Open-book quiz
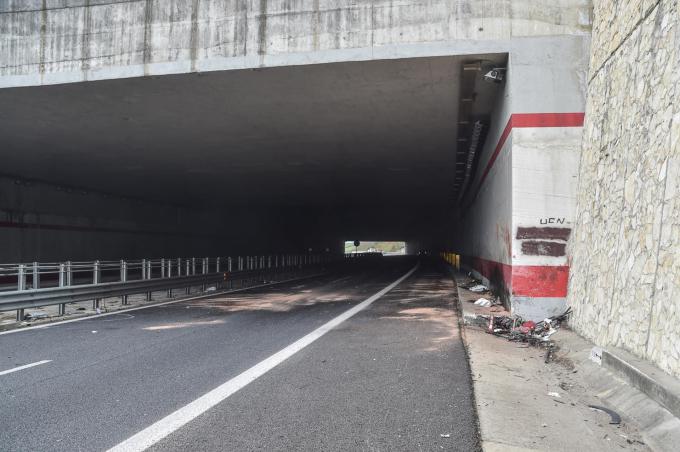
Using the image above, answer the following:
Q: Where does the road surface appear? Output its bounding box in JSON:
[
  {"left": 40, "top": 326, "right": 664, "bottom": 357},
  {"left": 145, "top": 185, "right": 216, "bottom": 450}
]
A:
[{"left": 0, "top": 258, "right": 479, "bottom": 451}]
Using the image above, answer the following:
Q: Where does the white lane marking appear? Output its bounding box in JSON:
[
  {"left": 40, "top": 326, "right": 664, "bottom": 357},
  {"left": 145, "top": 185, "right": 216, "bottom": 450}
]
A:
[
  {"left": 0, "top": 360, "right": 52, "bottom": 376},
  {"left": 108, "top": 263, "right": 419, "bottom": 452},
  {"left": 0, "top": 273, "right": 326, "bottom": 337}
]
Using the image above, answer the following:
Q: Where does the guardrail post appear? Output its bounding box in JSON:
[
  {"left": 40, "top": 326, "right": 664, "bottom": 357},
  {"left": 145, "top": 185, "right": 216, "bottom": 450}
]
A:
[
  {"left": 167, "top": 259, "right": 173, "bottom": 297},
  {"left": 185, "top": 259, "right": 191, "bottom": 294},
  {"left": 32, "top": 261, "right": 40, "bottom": 290},
  {"left": 201, "top": 257, "right": 207, "bottom": 291},
  {"left": 58, "top": 263, "right": 67, "bottom": 315},
  {"left": 120, "top": 260, "right": 128, "bottom": 305},
  {"left": 191, "top": 257, "right": 196, "bottom": 275},
  {"left": 93, "top": 260, "right": 101, "bottom": 310},
  {"left": 16, "top": 264, "right": 26, "bottom": 321},
  {"left": 66, "top": 260, "right": 72, "bottom": 285},
  {"left": 215, "top": 257, "right": 221, "bottom": 289},
  {"left": 228, "top": 256, "right": 232, "bottom": 272},
  {"left": 161, "top": 258, "right": 166, "bottom": 278},
  {"left": 143, "top": 259, "right": 152, "bottom": 301}
]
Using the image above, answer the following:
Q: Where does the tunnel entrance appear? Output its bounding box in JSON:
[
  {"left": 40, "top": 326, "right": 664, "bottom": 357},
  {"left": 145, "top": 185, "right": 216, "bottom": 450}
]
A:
[
  {"left": 344, "top": 241, "right": 406, "bottom": 256},
  {"left": 0, "top": 53, "right": 505, "bottom": 263}
]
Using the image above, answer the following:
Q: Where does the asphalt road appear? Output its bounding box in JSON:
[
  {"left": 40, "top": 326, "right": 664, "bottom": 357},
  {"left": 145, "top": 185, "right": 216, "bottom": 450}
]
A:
[{"left": 0, "top": 257, "right": 479, "bottom": 451}]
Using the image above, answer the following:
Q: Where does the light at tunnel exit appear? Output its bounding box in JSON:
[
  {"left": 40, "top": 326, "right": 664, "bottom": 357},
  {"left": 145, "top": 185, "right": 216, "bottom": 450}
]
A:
[{"left": 344, "top": 241, "right": 406, "bottom": 255}]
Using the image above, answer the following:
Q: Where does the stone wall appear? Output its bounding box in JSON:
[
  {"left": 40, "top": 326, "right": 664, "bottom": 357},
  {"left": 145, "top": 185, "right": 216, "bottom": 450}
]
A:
[{"left": 568, "top": 0, "right": 680, "bottom": 378}]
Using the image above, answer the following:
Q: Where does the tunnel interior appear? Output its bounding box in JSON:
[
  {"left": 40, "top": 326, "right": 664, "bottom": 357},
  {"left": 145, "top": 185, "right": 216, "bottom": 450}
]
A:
[{"left": 0, "top": 54, "right": 507, "bottom": 262}]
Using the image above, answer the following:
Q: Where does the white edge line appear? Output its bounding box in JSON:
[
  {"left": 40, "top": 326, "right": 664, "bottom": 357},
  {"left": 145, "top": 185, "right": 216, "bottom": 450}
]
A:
[
  {"left": 0, "top": 273, "right": 327, "bottom": 337},
  {"left": 108, "top": 262, "right": 419, "bottom": 452},
  {"left": 0, "top": 359, "right": 52, "bottom": 376}
]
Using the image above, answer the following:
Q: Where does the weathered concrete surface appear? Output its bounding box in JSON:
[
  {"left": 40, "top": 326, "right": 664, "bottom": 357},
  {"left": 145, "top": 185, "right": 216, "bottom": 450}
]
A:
[
  {"left": 568, "top": 0, "right": 680, "bottom": 378},
  {"left": 0, "top": 0, "right": 592, "bottom": 88},
  {"left": 450, "top": 34, "right": 590, "bottom": 320}
]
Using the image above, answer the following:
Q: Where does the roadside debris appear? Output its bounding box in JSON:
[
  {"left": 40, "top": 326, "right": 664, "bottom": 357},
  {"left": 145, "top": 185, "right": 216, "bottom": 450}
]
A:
[
  {"left": 588, "top": 405, "right": 622, "bottom": 425},
  {"left": 439, "top": 434, "right": 451, "bottom": 438},
  {"left": 545, "top": 345, "right": 555, "bottom": 363},
  {"left": 485, "top": 308, "right": 571, "bottom": 345},
  {"left": 548, "top": 392, "right": 561, "bottom": 398},
  {"left": 474, "top": 298, "right": 492, "bottom": 307},
  {"left": 468, "top": 284, "right": 488, "bottom": 293},
  {"left": 24, "top": 311, "right": 48, "bottom": 320}
]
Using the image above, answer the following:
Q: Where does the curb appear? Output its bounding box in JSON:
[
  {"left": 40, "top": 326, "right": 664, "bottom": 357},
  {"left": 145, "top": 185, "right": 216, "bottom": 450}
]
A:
[
  {"left": 444, "top": 263, "right": 485, "bottom": 452},
  {"left": 596, "top": 346, "right": 680, "bottom": 420}
]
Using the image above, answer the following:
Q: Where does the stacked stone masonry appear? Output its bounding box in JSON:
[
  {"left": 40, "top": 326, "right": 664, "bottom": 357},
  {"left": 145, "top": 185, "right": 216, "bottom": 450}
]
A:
[{"left": 568, "top": 0, "right": 680, "bottom": 378}]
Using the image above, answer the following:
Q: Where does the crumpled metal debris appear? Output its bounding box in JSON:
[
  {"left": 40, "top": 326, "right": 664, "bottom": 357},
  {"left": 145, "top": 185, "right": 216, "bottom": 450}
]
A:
[{"left": 485, "top": 308, "right": 572, "bottom": 345}]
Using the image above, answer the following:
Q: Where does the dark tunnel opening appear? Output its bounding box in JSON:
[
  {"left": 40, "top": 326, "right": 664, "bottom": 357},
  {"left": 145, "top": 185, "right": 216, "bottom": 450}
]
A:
[{"left": 0, "top": 54, "right": 505, "bottom": 263}]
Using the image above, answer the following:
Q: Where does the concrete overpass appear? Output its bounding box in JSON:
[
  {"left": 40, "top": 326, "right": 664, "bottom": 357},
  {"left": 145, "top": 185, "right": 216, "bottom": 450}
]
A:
[
  {"left": 0, "top": 0, "right": 591, "bottom": 320},
  {"left": 3, "top": 1, "right": 680, "bottom": 450}
]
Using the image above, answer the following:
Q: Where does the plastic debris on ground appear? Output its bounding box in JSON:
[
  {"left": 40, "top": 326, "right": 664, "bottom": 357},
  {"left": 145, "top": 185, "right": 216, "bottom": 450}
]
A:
[
  {"left": 24, "top": 311, "right": 48, "bottom": 320},
  {"left": 474, "top": 298, "right": 492, "bottom": 307},
  {"left": 468, "top": 284, "right": 488, "bottom": 293},
  {"left": 484, "top": 308, "right": 572, "bottom": 347}
]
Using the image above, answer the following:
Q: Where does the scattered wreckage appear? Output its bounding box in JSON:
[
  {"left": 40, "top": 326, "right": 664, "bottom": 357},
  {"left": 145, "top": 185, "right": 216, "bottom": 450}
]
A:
[
  {"left": 486, "top": 308, "right": 572, "bottom": 345},
  {"left": 460, "top": 275, "right": 572, "bottom": 360}
]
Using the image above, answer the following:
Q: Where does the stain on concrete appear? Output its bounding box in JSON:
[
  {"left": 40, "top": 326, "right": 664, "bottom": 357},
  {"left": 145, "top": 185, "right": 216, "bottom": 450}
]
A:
[
  {"left": 189, "top": 0, "right": 200, "bottom": 72},
  {"left": 521, "top": 240, "right": 566, "bottom": 257},
  {"left": 516, "top": 226, "right": 571, "bottom": 241},
  {"left": 257, "top": 0, "right": 267, "bottom": 57}
]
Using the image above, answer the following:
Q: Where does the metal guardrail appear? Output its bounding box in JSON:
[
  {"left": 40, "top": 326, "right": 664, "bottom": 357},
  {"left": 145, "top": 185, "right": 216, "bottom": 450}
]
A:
[{"left": 0, "top": 254, "right": 333, "bottom": 321}]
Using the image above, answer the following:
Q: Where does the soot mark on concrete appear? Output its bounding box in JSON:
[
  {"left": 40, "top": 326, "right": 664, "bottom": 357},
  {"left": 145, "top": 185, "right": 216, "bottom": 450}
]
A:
[
  {"left": 521, "top": 240, "right": 566, "bottom": 257},
  {"left": 516, "top": 226, "right": 571, "bottom": 241}
]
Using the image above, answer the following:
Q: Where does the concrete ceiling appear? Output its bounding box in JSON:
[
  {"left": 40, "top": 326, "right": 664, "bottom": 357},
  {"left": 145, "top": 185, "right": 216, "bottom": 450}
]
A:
[{"left": 0, "top": 55, "right": 504, "bottom": 210}]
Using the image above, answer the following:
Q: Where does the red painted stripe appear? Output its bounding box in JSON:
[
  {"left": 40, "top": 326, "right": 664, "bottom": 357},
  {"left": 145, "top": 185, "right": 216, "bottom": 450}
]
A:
[
  {"left": 468, "top": 112, "right": 585, "bottom": 204},
  {"left": 0, "top": 220, "right": 212, "bottom": 239},
  {"left": 464, "top": 255, "right": 569, "bottom": 298},
  {"left": 511, "top": 265, "right": 569, "bottom": 298},
  {"left": 511, "top": 112, "right": 585, "bottom": 128},
  {"left": 469, "top": 256, "right": 513, "bottom": 288}
]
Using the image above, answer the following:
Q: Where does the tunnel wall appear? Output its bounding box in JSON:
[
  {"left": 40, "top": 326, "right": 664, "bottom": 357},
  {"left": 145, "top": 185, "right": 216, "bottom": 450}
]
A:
[
  {"left": 451, "top": 36, "right": 589, "bottom": 320},
  {"left": 0, "top": 175, "right": 215, "bottom": 262},
  {"left": 0, "top": 0, "right": 592, "bottom": 89},
  {"left": 568, "top": 0, "right": 680, "bottom": 378},
  {"left": 0, "top": 174, "right": 332, "bottom": 262},
  {"left": 453, "top": 77, "right": 514, "bottom": 305}
]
